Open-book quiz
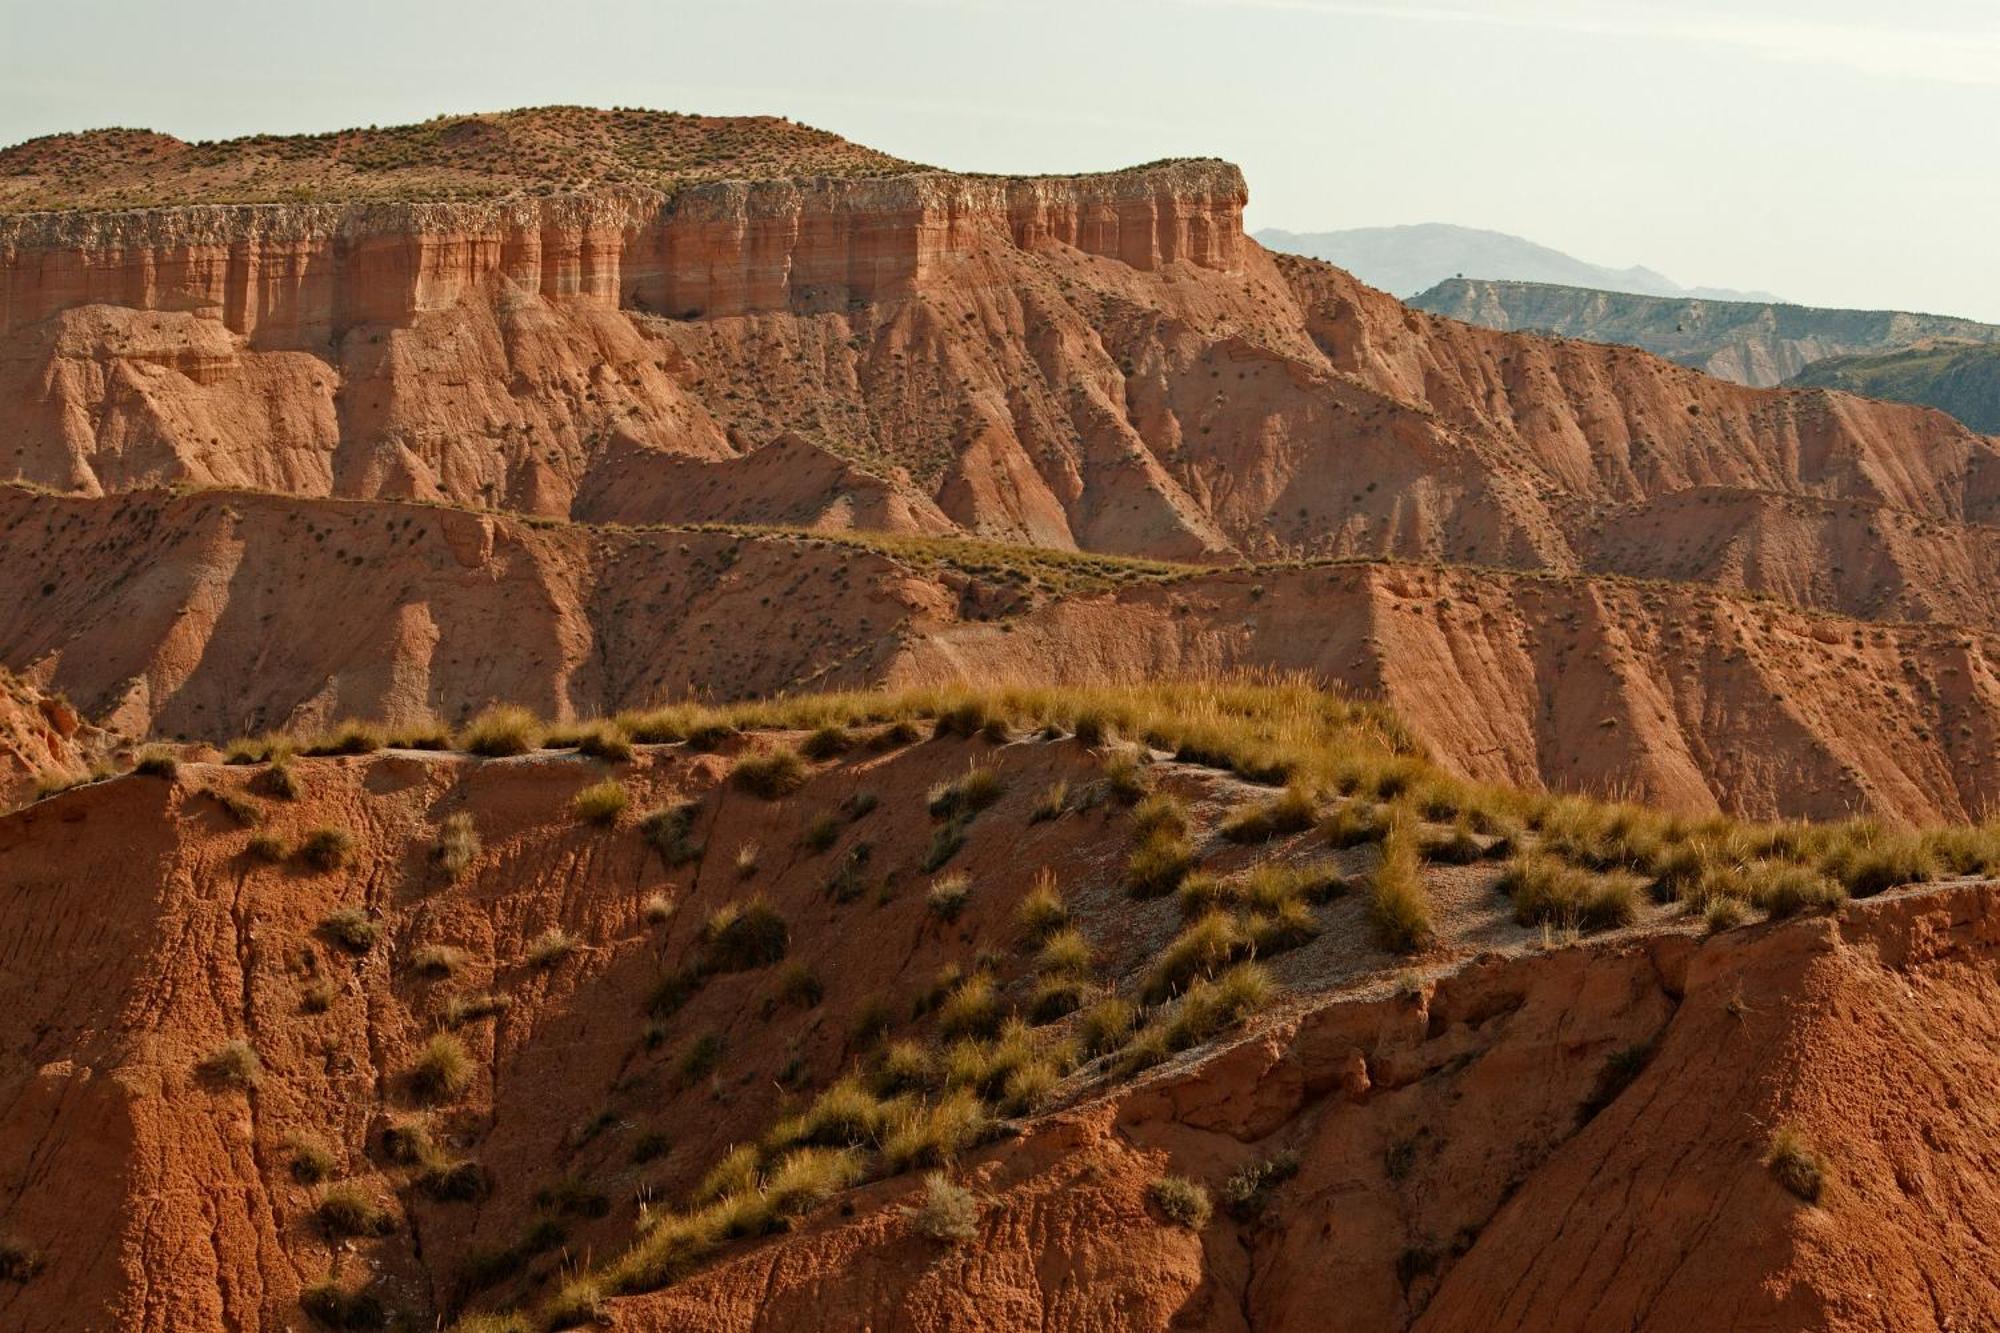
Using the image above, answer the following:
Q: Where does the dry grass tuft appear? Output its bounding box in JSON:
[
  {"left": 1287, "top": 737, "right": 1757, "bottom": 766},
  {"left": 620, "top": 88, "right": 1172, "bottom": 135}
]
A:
[
  {"left": 1148, "top": 1175, "right": 1212, "bottom": 1229},
  {"left": 905, "top": 1173, "right": 979, "bottom": 1243}
]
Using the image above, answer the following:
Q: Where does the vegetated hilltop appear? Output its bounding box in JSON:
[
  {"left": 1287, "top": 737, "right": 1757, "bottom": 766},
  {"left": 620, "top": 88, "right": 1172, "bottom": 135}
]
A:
[
  {"left": 1787, "top": 340, "right": 2000, "bottom": 435},
  {"left": 0, "top": 107, "right": 922, "bottom": 212},
  {"left": 5, "top": 680, "right": 2000, "bottom": 1332},
  {"left": 1410, "top": 277, "right": 2000, "bottom": 390},
  {"left": 12, "top": 484, "right": 2000, "bottom": 822},
  {"left": 1255, "top": 221, "right": 1780, "bottom": 302}
]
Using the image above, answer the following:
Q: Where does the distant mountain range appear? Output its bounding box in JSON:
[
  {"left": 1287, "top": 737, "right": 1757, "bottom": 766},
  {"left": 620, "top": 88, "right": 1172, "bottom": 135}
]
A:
[
  {"left": 1255, "top": 222, "right": 1782, "bottom": 302},
  {"left": 1406, "top": 278, "right": 2000, "bottom": 397},
  {"left": 1789, "top": 341, "right": 2000, "bottom": 435}
]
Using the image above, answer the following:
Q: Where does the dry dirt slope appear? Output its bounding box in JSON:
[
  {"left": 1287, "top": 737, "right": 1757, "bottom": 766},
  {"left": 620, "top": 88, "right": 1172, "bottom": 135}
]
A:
[
  {"left": 4, "top": 688, "right": 2000, "bottom": 1331},
  {"left": 7, "top": 485, "right": 2000, "bottom": 823}
]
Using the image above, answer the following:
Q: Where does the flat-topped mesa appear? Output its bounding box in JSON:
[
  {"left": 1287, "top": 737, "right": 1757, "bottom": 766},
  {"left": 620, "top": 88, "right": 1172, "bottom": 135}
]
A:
[{"left": 0, "top": 161, "right": 1248, "bottom": 343}]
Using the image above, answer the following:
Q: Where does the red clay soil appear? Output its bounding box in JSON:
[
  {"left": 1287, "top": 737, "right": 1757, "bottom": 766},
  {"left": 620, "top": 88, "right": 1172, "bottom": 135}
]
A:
[
  {"left": 3, "top": 730, "right": 1998, "bottom": 1331},
  {"left": 0, "top": 667, "right": 109, "bottom": 804}
]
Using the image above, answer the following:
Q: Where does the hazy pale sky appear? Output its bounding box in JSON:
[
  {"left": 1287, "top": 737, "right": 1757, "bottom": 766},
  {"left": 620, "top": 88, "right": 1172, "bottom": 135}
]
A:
[{"left": 4, "top": 0, "right": 1998, "bottom": 318}]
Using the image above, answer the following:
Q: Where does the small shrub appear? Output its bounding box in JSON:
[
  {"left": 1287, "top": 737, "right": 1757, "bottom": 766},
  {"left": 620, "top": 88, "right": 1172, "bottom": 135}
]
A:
[
  {"left": 762, "top": 1145, "right": 863, "bottom": 1220},
  {"left": 1766, "top": 1125, "right": 1825, "bottom": 1202},
  {"left": 1030, "top": 780, "right": 1069, "bottom": 822},
  {"left": 1222, "top": 784, "right": 1316, "bottom": 843},
  {"left": 419, "top": 1158, "right": 486, "bottom": 1203},
  {"left": 733, "top": 747, "right": 809, "bottom": 799},
  {"left": 300, "top": 1278, "right": 387, "bottom": 1328},
  {"left": 1127, "top": 827, "right": 1195, "bottom": 899},
  {"left": 379, "top": 1120, "right": 435, "bottom": 1166},
  {"left": 1103, "top": 751, "right": 1151, "bottom": 804},
  {"left": 1037, "top": 927, "right": 1093, "bottom": 978},
  {"left": 1248, "top": 898, "right": 1321, "bottom": 955},
  {"left": 575, "top": 722, "right": 634, "bottom": 763},
  {"left": 680, "top": 1031, "right": 725, "bottom": 1083},
  {"left": 459, "top": 705, "right": 541, "bottom": 757},
  {"left": 1420, "top": 820, "right": 1486, "bottom": 865},
  {"left": 641, "top": 893, "right": 674, "bottom": 925},
  {"left": 133, "top": 747, "right": 179, "bottom": 779},
  {"left": 385, "top": 717, "right": 453, "bottom": 751},
  {"left": 1322, "top": 800, "right": 1389, "bottom": 848},
  {"left": 770, "top": 1075, "right": 890, "bottom": 1149},
  {"left": 1078, "top": 996, "right": 1137, "bottom": 1054},
  {"left": 320, "top": 907, "right": 377, "bottom": 953},
  {"left": 409, "top": 944, "right": 465, "bottom": 978},
  {"left": 755, "top": 961, "right": 815, "bottom": 1018},
  {"left": 302, "top": 722, "right": 382, "bottom": 758},
  {"left": 258, "top": 759, "right": 300, "bottom": 800},
  {"left": 704, "top": 898, "right": 789, "bottom": 971},
  {"left": 640, "top": 803, "right": 703, "bottom": 865},
  {"left": 734, "top": 841, "right": 762, "bottom": 878},
  {"left": 1218, "top": 1149, "right": 1300, "bottom": 1219},
  {"left": 1016, "top": 870, "right": 1069, "bottom": 942},
  {"left": 1368, "top": 820, "right": 1433, "bottom": 954},
  {"left": 631, "top": 1130, "right": 671, "bottom": 1163},
  {"left": 525, "top": 927, "right": 578, "bottom": 968},
  {"left": 286, "top": 1133, "right": 336, "bottom": 1184},
  {"left": 1747, "top": 864, "right": 1845, "bottom": 917},
  {"left": 298, "top": 827, "right": 355, "bottom": 872},
  {"left": 1828, "top": 834, "right": 1937, "bottom": 898},
  {"left": 882, "top": 1089, "right": 991, "bottom": 1170},
  {"left": 1163, "top": 962, "right": 1273, "bottom": 1051},
  {"left": 923, "top": 821, "right": 967, "bottom": 872},
  {"left": 934, "top": 973, "right": 1004, "bottom": 1041},
  {"left": 871, "top": 719, "right": 923, "bottom": 749},
  {"left": 927, "top": 873, "right": 972, "bottom": 922},
  {"left": 199, "top": 1040, "right": 263, "bottom": 1089},
  {"left": 686, "top": 720, "right": 741, "bottom": 751},
  {"left": 803, "top": 812, "right": 841, "bottom": 853},
  {"left": 801, "top": 724, "right": 852, "bottom": 759},
  {"left": 317, "top": 1183, "right": 393, "bottom": 1237},
  {"left": 571, "top": 778, "right": 628, "bottom": 825},
  {"left": 956, "top": 764, "right": 1005, "bottom": 813},
  {"left": 246, "top": 832, "right": 288, "bottom": 863},
  {"left": 301, "top": 980, "right": 335, "bottom": 1013},
  {"left": 435, "top": 812, "right": 479, "bottom": 876},
  {"left": 1028, "top": 976, "right": 1092, "bottom": 1024},
  {"left": 540, "top": 1277, "right": 604, "bottom": 1331},
  {"left": 906, "top": 1172, "right": 979, "bottom": 1243},
  {"left": 0, "top": 1235, "right": 44, "bottom": 1283},
  {"left": 1149, "top": 1175, "right": 1212, "bottom": 1229},
  {"left": 1145, "top": 912, "right": 1250, "bottom": 1003},
  {"left": 408, "top": 1033, "right": 475, "bottom": 1103},
  {"left": 1705, "top": 896, "right": 1747, "bottom": 933},
  {"left": 444, "top": 991, "right": 508, "bottom": 1027},
  {"left": 1499, "top": 854, "right": 1638, "bottom": 931}
]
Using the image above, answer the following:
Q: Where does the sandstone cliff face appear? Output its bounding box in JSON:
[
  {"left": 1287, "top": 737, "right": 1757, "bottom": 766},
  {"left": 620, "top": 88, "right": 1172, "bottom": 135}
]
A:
[
  {"left": 6, "top": 162, "right": 1996, "bottom": 577},
  {"left": 0, "top": 163, "right": 1245, "bottom": 341}
]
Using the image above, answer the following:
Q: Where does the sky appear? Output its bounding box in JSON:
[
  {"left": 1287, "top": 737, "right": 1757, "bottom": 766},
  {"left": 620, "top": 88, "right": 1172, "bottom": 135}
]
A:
[{"left": 3, "top": 0, "right": 1998, "bottom": 318}]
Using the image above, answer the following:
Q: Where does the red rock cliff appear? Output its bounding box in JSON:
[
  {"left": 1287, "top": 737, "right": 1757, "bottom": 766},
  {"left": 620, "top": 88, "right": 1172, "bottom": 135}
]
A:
[{"left": 0, "top": 162, "right": 1246, "bottom": 343}]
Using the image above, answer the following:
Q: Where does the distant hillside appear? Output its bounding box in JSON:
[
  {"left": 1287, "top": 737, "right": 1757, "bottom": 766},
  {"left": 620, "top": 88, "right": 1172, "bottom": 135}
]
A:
[
  {"left": 1787, "top": 341, "right": 2000, "bottom": 434},
  {"left": 0, "top": 106, "right": 924, "bottom": 211},
  {"left": 1254, "top": 222, "right": 1778, "bottom": 301},
  {"left": 1410, "top": 277, "right": 2000, "bottom": 389}
]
